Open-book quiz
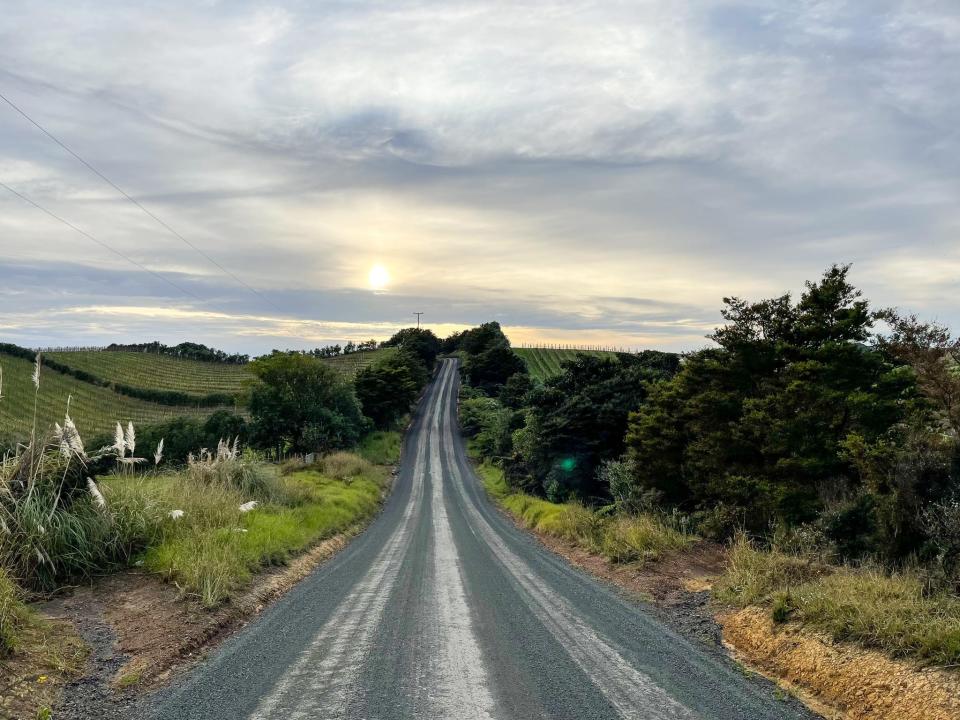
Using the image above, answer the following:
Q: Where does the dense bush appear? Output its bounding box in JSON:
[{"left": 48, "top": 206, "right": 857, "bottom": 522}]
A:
[
  {"left": 248, "top": 353, "right": 370, "bottom": 455},
  {"left": 506, "top": 353, "right": 677, "bottom": 501},
  {"left": 381, "top": 328, "right": 441, "bottom": 372},
  {"left": 355, "top": 350, "right": 427, "bottom": 428},
  {"left": 624, "top": 265, "right": 942, "bottom": 548}
]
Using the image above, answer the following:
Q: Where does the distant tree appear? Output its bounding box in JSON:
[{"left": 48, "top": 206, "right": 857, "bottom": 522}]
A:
[
  {"left": 248, "top": 353, "right": 369, "bottom": 454},
  {"left": 382, "top": 328, "right": 441, "bottom": 371},
  {"left": 508, "top": 354, "right": 664, "bottom": 501},
  {"left": 355, "top": 350, "right": 427, "bottom": 428}
]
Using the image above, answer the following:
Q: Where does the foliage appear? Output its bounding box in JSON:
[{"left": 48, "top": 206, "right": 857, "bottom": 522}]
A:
[
  {"left": 450, "top": 322, "right": 528, "bottom": 394},
  {"left": 248, "top": 353, "right": 369, "bottom": 455},
  {"left": 355, "top": 350, "right": 427, "bottom": 428},
  {"left": 479, "top": 462, "right": 693, "bottom": 564},
  {"left": 381, "top": 328, "right": 441, "bottom": 371},
  {"left": 625, "top": 265, "right": 927, "bottom": 542},
  {"left": 88, "top": 411, "right": 248, "bottom": 467},
  {"left": 508, "top": 353, "right": 674, "bottom": 501},
  {"left": 357, "top": 430, "right": 403, "bottom": 466},
  {"left": 0, "top": 566, "right": 28, "bottom": 655},
  {"left": 103, "top": 451, "right": 387, "bottom": 606}
]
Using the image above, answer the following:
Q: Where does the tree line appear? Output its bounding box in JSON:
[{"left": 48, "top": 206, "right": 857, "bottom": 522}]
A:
[{"left": 460, "top": 266, "right": 960, "bottom": 588}]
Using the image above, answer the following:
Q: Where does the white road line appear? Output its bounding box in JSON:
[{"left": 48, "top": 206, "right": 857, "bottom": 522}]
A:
[
  {"left": 248, "top": 369, "right": 451, "bottom": 720},
  {"left": 426, "top": 362, "right": 497, "bottom": 719},
  {"left": 440, "top": 364, "right": 699, "bottom": 720}
]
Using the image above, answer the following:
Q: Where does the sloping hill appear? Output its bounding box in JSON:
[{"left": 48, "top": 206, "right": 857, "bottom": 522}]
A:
[
  {"left": 513, "top": 347, "right": 619, "bottom": 381},
  {"left": 46, "top": 351, "right": 252, "bottom": 397},
  {"left": 320, "top": 348, "right": 397, "bottom": 377},
  {"left": 0, "top": 352, "right": 229, "bottom": 448}
]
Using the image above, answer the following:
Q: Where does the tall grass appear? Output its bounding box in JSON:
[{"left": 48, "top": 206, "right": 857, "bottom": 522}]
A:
[
  {"left": 0, "top": 566, "right": 28, "bottom": 655},
  {"left": 479, "top": 462, "right": 693, "bottom": 563},
  {"left": 716, "top": 536, "right": 960, "bottom": 665},
  {"left": 358, "top": 430, "right": 402, "bottom": 465},
  {"left": 133, "top": 457, "right": 386, "bottom": 606}
]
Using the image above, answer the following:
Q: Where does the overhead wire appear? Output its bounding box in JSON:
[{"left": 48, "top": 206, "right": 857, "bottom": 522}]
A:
[
  {"left": 0, "top": 180, "right": 204, "bottom": 302},
  {"left": 0, "top": 89, "right": 281, "bottom": 311}
]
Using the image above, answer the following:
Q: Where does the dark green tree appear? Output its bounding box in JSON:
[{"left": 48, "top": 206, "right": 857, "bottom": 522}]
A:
[
  {"left": 355, "top": 350, "right": 427, "bottom": 428},
  {"left": 248, "top": 353, "right": 369, "bottom": 454},
  {"left": 382, "top": 328, "right": 441, "bottom": 371}
]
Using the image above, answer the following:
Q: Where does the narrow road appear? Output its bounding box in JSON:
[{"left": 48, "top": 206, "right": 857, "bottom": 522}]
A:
[{"left": 151, "top": 359, "right": 816, "bottom": 720}]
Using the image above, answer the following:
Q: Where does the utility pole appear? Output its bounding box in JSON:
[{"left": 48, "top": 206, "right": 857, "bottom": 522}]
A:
[{"left": 414, "top": 312, "right": 423, "bottom": 329}]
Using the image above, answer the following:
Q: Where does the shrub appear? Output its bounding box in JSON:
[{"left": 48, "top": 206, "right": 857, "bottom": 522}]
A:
[{"left": 319, "top": 452, "right": 372, "bottom": 481}]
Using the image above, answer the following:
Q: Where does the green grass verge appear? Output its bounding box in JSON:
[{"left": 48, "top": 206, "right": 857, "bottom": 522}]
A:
[
  {"left": 715, "top": 536, "right": 960, "bottom": 665},
  {"left": 0, "top": 566, "right": 28, "bottom": 655},
  {"left": 513, "top": 348, "right": 619, "bottom": 382},
  {"left": 103, "top": 456, "right": 389, "bottom": 606},
  {"left": 358, "top": 430, "right": 403, "bottom": 465},
  {"left": 477, "top": 462, "right": 693, "bottom": 563}
]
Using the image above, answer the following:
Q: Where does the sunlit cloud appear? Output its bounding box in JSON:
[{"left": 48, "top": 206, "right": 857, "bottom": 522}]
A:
[{"left": 1, "top": 0, "right": 958, "bottom": 351}]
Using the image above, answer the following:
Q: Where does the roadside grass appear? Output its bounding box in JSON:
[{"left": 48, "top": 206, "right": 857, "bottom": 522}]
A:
[
  {"left": 716, "top": 536, "right": 960, "bottom": 665},
  {"left": 0, "top": 566, "right": 28, "bottom": 655},
  {"left": 478, "top": 462, "right": 693, "bottom": 564},
  {"left": 357, "top": 430, "right": 403, "bottom": 465},
  {"left": 106, "top": 456, "right": 388, "bottom": 606},
  {"left": 0, "top": 566, "right": 87, "bottom": 719}
]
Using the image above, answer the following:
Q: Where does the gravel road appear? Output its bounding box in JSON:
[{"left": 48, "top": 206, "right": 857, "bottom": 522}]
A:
[{"left": 147, "top": 358, "right": 818, "bottom": 720}]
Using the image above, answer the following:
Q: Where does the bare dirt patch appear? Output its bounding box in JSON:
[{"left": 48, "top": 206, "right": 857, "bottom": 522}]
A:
[{"left": 720, "top": 607, "right": 960, "bottom": 720}]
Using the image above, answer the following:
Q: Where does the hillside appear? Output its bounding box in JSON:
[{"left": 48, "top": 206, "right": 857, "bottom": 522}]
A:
[
  {"left": 45, "top": 351, "right": 252, "bottom": 397},
  {"left": 0, "top": 346, "right": 397, "bottom": 448},
  {"left": 320, "top": 347, "right": 397, "bottom": 377},
  {"left": 0, "top": 352, "right": 228, "bottom": 448},
  {"left": 513, "top": 347, "right": 619, "bottom": 381}
]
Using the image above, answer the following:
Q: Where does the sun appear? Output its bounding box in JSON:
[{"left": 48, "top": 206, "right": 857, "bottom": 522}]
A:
[{"left": 368, "top": 264, "right": 390, "bottom": 290}]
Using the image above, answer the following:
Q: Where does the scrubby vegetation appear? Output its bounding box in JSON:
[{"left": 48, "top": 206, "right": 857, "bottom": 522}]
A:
[
  {"left": 479, "top": 462, "right": 693, "bottom": 564},
  {"left": 717, "top": 537, "right": 960, "bottom": 664},
  {"left": 457, "top": 266, "right": 960, "bottom": 665}
]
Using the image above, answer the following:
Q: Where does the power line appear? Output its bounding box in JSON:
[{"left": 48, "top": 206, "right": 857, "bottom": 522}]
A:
[
  {"left": 0, "top": 181, "right": 203, "bottom": 302},
  {"left": 0, "top": 89, "right": 281, "bottom": 311}
]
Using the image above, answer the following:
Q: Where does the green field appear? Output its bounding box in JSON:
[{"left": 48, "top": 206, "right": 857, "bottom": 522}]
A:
[
  {"left": 513, "top": 347, "right": 619, "bottom": 381},
  {"left": 320, "top": 347, "right": 397, "bottom": 377},
  {"left": 45, "top": 351, "right": 252, "bottom": 396},
  {"left": 0, "top": 353, "right": 228, "bottom": 448},
  {"left": 0, "top": 347, "right": 395, "bottom": 448}
]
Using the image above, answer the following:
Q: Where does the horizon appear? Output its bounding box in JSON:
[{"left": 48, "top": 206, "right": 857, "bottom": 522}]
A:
[{"left": 2, "top": 2, "right": 958, "bottom": 354}]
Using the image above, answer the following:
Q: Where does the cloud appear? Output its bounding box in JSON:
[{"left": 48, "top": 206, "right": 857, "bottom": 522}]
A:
[{"left": 0, "top": 0, "right": 958, "bottom": 351}]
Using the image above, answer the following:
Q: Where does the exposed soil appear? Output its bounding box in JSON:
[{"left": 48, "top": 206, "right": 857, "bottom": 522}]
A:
[{"left": 720, "top": 607, "right": 960, "bottom": 720}]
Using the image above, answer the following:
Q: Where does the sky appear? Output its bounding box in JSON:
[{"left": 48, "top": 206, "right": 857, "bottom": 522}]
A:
[{"left": 1, "top": 0, "right": 958, "bottom": 354}]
